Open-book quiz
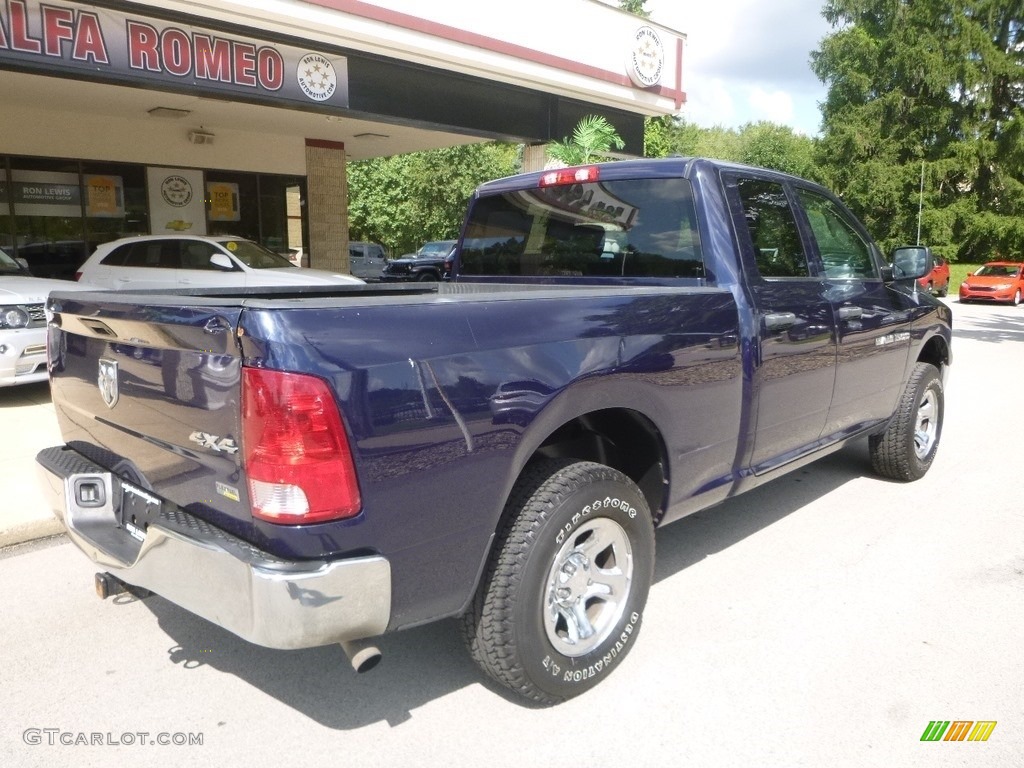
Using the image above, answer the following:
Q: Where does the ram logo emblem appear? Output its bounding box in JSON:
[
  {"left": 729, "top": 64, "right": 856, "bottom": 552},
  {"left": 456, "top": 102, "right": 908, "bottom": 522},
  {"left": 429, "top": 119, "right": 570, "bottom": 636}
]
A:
[{"left": 98, "top": 359, "right": 119, "bottom": 409}]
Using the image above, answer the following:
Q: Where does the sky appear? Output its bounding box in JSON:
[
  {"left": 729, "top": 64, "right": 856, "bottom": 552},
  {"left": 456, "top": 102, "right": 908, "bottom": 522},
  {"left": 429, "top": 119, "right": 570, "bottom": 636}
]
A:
[{"left": 642, "top": 0, "right": 835, "bottom": 136}]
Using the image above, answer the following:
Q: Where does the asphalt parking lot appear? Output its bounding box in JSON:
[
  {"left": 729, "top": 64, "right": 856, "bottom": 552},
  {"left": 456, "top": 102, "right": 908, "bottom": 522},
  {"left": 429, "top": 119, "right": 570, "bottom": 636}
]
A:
[{"left": 2, "top": 298, "right": 1021, "bottom": 767}]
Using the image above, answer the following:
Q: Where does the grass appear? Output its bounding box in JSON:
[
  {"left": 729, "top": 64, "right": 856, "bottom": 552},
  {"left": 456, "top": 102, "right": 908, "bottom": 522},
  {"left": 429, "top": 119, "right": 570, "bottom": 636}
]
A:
[{"left": 948, "top": 262, "right": 983, "bottom": 293}]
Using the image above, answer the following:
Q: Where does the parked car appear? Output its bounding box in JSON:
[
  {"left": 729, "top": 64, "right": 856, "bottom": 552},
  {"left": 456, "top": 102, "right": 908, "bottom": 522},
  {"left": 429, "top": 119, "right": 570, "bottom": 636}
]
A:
[
  {"left": 348, "top": 241, "right": 388, "bottom": 279},
  {"left": 0, "top": 247, "right": 94, "bottom": 386},
  {"left": 918, "top": 254, "right": 950, "bottom": 296},
  {"left": 381, "top": 239, "right": 456, "bottom": 282},
  {"left": 76, "top": 235, "right": 364, "bottom": 290},
  {"left": 958, "top": 261, "right": 1024, "bottom": 305},
  {"left": 14, "top": 240, "right": 89, "bottom": 281}
]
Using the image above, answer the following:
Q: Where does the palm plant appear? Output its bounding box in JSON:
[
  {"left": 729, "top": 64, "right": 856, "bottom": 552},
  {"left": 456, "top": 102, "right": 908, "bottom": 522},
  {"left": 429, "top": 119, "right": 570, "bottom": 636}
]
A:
[{"left": 546, "top": 115, "right": 626, "bottom": 166}]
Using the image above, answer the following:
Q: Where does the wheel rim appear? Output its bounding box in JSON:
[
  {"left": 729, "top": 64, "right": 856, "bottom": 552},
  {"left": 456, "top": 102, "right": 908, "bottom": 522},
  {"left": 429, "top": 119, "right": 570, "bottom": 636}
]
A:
[
  {"left": 914, "top": 388, "right": 939, "bottom": 460},
  {"left": 1015, "top": 290, "right": 1021, "bottom": 306},
  {"left": 543, "top": 517, "right": 633, "bottom": 657}
]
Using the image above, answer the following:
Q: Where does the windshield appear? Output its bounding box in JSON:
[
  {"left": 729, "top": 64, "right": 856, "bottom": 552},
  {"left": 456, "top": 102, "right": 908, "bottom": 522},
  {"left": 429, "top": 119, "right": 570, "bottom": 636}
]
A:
[
  {"left": 0, "top": 248, "right": 25, "bottom": 275},
  {"left": 417, "top": 241, "right": 455, "bottom": 257},
  {"left": 975, "top": 264, "right": 1021, "bottom": 277},
  {"left": 220, "top": 240, "right": 296, "bottom": 269}
]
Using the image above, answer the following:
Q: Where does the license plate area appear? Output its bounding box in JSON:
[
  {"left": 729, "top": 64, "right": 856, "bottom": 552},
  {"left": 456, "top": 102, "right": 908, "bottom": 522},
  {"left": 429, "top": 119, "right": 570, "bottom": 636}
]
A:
[{"left": 118, "top": 481, "right": 162, "bottom": 542}]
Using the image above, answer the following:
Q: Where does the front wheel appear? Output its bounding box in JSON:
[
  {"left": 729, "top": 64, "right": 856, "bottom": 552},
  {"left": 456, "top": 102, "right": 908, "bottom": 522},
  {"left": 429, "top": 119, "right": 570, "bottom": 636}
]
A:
[
  {"left": 1013, "top": 289, "right": 1021, "bottom": 306},
  {"left": 869, "top": 362, "right": 944, "bottom": 481},
  {"left": 461, "top": 459, "right": 655, "bottom": 705}
]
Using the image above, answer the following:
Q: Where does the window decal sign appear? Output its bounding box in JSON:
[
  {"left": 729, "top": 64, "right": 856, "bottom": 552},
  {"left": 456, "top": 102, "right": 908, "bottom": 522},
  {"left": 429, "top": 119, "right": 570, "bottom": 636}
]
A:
[
  {"left": 147, "top": 167, "right": 206, "bottom": 236},
  {"left": 207, "top": 182, "right": 240, "bottom": 222},
  {"left": 6, "top": 170, "right": 81, "bottom": 216},
  {"left": 84, "top": 175, "right": 125, "bottom": 218},
  {"left": 0, "top": 0, "right": 349, "bottom": 108}
]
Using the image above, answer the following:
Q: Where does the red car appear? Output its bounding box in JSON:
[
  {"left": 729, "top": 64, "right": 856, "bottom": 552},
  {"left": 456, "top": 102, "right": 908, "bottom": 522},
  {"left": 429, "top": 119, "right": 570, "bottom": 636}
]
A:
[
  {"left": 959, "top": 261, "right": 1024, "bottom": 305},
  {"left": 918, "top": 255, "right": 950, "bottom": 296}
]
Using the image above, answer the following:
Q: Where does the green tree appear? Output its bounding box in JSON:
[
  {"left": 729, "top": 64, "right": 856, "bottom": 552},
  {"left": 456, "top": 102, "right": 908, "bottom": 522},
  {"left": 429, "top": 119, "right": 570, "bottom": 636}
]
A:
[
  {"left": 812, "top": 1, "right": 1024, "bottom": 260},
  {"left": 348, "top": 142, "right": 519, "bottom": 255},
  {"left": 546, "top": 115, "right": 626, "bottom": 166},
  {"left": 618, "top": 0, "right": 650, "bottom": 18},
  {"left": 644, "top": 116, "right": 819, "bottom": 179}
]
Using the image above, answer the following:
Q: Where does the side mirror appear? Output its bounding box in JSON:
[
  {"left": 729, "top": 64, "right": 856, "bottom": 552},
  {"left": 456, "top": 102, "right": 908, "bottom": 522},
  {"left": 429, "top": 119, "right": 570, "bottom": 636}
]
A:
[
  {"left": 209, "top": 253, "right": 234, "bottom": 271},
  {"left": 15, "top": 257, "right": 31, "bottom": 271},
  {"left": 890, "top": 245, "right": 933, "bottom": 281}
]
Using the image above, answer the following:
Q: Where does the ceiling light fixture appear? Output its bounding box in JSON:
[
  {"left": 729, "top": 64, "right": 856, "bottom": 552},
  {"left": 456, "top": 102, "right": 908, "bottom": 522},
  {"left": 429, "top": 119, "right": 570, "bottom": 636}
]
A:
[{"left": 148, "top": 106, "right": 191, "bottom": 119}]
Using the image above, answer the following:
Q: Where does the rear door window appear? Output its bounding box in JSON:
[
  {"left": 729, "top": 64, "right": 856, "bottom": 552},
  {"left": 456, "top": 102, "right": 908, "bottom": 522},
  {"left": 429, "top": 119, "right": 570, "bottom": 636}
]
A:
[{"left": 734, "top": 178, "right": 812, "bottom": 278}]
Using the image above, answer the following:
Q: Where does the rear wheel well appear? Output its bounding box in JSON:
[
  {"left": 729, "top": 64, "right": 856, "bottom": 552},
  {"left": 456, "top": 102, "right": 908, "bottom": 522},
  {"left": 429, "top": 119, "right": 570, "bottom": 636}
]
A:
[{"left": 530, "top": 408, "right": 668, "bottom": 524}]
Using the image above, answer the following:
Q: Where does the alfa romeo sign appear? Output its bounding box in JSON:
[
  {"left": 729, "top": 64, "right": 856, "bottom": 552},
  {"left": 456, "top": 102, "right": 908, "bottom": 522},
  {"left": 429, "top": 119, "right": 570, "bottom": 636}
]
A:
[{"left": 0, "top": 0, "right": 349, "bottom": 108}]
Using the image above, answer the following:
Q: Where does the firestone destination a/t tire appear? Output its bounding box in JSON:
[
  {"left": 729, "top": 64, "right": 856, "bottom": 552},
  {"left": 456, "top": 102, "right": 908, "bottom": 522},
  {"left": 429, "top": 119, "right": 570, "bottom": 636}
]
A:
[
  {"left": 461, "top": 459, "right": 655, "bottom": 705},
  {"left": 869, "top": 362, "right": 944, "bottom": 481}
]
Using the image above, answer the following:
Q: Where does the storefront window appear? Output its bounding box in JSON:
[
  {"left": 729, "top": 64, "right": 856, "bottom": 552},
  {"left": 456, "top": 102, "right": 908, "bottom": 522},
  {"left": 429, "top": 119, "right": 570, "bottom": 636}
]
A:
[
  {"left": 205, "top": 171, "right": 259, "bottom": 241},
  {"left": 81, "top": 161, "right": 148, "bottom": 250},
  {"left": 258, "top": 174, "right": 305, "bottom": 256},
  {"left": 3, "top": 157, "right": 88, "bottom": 280},
  {"left": 1, "top": 156, "right": 307, "bottom": 278}
]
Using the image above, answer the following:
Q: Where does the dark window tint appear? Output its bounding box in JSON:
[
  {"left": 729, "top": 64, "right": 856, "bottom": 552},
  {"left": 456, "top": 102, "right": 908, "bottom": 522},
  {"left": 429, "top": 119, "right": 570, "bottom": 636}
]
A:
[
  {"left": 736, "top": 178, "right": 810, "bottom": 278},
  {"left": 796, "top": 188, "right": 877, "bottom": 278},
  {"left": 180, "top": 240, "right": 220, "bottom": 269},
  {"left": 102, "top": 241, "right": 177, "bottom": 269},
  {"left": 459, "top": 177, "right": 705, "bottom": 279}
]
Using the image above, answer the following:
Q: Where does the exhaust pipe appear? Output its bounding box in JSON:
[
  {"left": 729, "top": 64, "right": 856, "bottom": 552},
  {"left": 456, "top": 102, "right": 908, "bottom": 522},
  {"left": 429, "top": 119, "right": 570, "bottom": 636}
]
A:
[{"left": 339, "top": 639, "right": 382, "bottom": 673}]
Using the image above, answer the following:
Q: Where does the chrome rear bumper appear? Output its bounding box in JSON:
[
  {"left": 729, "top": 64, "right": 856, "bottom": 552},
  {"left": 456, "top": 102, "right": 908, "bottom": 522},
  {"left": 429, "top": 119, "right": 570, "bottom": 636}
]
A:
[{"left": 36, "top": 446, "right": 391, "bottom": 650}]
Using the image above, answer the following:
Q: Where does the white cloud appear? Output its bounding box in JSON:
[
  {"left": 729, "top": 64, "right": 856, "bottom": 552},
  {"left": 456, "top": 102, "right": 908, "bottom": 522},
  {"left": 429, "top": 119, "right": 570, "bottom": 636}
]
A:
[{"left": 643, "top": 0, "right": 831, "bottom": 135}]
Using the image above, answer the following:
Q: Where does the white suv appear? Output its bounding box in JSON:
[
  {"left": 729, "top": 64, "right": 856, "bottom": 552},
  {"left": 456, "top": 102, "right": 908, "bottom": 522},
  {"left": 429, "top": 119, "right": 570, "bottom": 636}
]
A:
[
  {"left": 77, "top": 235, "right": 365, "bottom": 290},
  {"left": 1, "top": 248, "right": 91, "bottom": 387}
]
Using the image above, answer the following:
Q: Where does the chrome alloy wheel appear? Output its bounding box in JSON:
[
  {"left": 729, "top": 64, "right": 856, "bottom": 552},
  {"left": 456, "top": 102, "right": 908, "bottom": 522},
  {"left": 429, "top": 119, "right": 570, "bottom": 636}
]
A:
[
  {"left": 914, "top": 388, "right": 938, "bottom": 460},
  {"left": 543, "top": 517, "right": 633, "bottom": 657}
]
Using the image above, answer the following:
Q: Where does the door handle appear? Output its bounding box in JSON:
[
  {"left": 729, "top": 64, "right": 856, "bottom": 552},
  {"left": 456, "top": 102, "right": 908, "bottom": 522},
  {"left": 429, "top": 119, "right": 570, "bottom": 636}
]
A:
[
  {"left": 838, "top": 305, "right": 863, "bottom": 321},
  {"left": 764, "top": 312, "right": 798, "bottom": 331}
]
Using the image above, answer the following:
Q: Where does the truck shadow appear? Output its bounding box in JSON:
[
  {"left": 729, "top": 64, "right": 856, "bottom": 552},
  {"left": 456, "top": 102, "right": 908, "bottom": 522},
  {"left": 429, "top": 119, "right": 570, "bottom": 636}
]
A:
[
  {"left": 654, "top": 439, "right": 873, "bottom": 583},
  {"left": 136, "top": 440, "right": 873, "bottom": 727}
]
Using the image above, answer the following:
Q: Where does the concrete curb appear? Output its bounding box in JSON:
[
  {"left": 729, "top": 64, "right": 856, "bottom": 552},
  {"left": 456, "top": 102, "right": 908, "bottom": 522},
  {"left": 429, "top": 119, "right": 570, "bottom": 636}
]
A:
[{"left": 0, "top": 517, "right": 65, "bottom": 549}]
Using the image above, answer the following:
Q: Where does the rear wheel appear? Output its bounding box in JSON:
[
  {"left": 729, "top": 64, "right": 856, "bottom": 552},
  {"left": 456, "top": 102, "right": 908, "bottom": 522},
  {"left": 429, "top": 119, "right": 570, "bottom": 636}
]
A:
[
  {"left": 869, "top": 363, "right": 943, "bottom": 481},
  {"left": 461, "top": 459, "right": 655, "bottom": 705}
]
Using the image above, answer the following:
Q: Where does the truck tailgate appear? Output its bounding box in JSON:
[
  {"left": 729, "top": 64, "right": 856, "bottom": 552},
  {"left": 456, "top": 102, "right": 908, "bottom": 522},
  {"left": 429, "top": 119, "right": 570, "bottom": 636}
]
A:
[{"left": 46, "top": 292, "right": 249, "bottom": 537}]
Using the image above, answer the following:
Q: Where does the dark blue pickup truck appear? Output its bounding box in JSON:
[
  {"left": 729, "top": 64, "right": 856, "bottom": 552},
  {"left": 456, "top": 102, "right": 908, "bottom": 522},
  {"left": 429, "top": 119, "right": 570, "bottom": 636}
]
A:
[{"left": 37, "top": 158, "right": 951, "bottom": 705}]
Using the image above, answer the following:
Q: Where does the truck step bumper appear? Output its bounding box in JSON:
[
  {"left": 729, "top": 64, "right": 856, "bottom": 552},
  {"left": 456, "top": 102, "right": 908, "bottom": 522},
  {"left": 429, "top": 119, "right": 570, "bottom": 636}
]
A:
[{"left": 35, "top": 446, "right": 391, "bottom": 650}]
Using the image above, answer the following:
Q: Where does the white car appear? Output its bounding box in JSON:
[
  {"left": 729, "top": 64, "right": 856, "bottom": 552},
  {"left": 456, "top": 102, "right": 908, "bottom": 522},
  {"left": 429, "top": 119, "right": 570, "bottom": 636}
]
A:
[
  {"left": 1, "top": 248, "right": 92, "bottom": 387},
  {"left": 76, "top": 235, "right": 365, "bottom": 290}
]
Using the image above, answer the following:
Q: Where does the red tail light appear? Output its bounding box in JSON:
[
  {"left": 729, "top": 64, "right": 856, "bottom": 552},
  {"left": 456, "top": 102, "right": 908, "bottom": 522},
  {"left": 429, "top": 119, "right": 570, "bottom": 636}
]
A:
[
  {"left": 241, "top": 367, "right": 361, "bottom": 524},
  {"left": 74, "top": 272, "right": 83, "bottom": 281}
]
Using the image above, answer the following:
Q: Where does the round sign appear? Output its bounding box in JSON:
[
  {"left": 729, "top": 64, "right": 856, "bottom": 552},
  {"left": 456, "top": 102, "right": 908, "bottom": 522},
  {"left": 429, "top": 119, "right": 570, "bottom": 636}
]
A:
[
  {"left": 160, "top": 175, "right": 193, "bottom": 208},
  {"left": 297, "top": 54, "right": 339, "bottom": 102},
  {"left": 626, "top": 26, "right": 665, "bottom": 89}
]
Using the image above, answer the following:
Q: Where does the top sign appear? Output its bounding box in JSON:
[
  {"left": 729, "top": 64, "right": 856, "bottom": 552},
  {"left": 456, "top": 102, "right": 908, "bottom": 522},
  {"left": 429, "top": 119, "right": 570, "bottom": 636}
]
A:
[
  {"left": 0, "top": 0, "right": 349, "bottom": 109},
  {"left": 625, "top": 25, "right": 664, "bottom": 89}
]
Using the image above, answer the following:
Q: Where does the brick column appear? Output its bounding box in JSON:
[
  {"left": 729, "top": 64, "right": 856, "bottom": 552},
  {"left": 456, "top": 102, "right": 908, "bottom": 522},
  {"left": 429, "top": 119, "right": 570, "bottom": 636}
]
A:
[
  {"left": 521, "top": 143, "right": 549, "bottom": 173},
  {"left": 304, "top": 138, "right": 348, "bottom": 273}
]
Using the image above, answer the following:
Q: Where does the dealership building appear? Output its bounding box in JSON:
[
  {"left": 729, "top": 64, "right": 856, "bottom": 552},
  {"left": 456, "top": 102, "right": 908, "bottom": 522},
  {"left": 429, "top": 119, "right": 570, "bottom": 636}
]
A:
[{"left": 0, "top": 0, "right": 685, "bottom": 275}]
